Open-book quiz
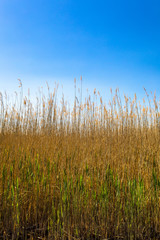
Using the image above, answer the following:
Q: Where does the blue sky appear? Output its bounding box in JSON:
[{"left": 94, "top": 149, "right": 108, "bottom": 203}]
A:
[{"left": 0, "top": 0, "right": 160, "bottom": 104}]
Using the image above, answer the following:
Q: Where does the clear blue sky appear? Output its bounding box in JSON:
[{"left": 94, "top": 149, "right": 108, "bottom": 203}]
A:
[{"left": 0, "top": 0, "right": 160, "bottom": 104}]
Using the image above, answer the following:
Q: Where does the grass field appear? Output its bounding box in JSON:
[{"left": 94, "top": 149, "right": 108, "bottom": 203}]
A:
[{"left": 0, "top": 81, "right": 160, "bottom": 239}]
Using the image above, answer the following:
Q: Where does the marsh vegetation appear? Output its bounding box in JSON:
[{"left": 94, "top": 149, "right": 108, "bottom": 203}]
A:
[{"left": 0, "top": 80, "right": 160, "bottom": 239}]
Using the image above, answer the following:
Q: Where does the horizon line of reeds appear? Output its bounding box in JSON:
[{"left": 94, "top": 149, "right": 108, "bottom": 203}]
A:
[{"left": 0, "top": 79, "right": 160, "bottom": 135}]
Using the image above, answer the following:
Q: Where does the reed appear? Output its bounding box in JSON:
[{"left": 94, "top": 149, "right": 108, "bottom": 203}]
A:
[{"left": 0, "top": 80, "right": 160, "bottom": 239}]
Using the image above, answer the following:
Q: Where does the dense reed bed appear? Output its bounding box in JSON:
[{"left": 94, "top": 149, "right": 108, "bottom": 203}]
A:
[{"left": 1, "top": 80, "right": 160, "bottom": 239}]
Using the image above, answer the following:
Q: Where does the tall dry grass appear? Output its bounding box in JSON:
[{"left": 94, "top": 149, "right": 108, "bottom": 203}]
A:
[{"left": 0, "top": 80, "right": 160, "bottom": 239}]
